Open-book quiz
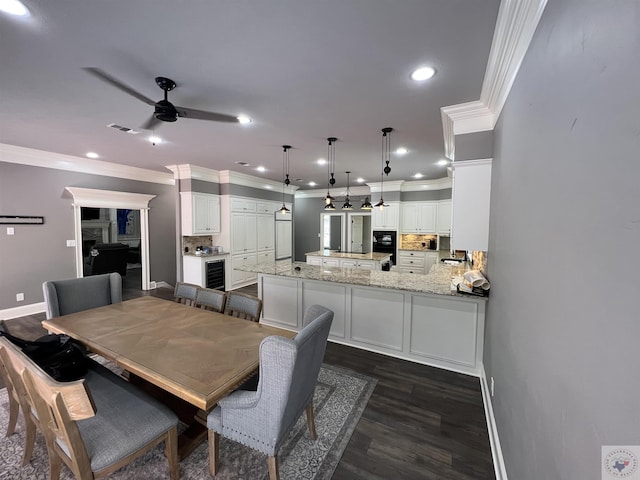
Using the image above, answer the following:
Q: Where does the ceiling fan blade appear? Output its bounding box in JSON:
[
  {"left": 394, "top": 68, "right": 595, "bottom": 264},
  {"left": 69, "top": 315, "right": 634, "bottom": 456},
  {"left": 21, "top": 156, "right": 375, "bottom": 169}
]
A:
[
  {"left": 140, "top": 114, "right": 162, "bottom": 130},
  {"left": 84, "top": 67, "right": 156, "bottom": 106},
  {"left": 175, "top": 106, "right": 239, "bottom": 123}
]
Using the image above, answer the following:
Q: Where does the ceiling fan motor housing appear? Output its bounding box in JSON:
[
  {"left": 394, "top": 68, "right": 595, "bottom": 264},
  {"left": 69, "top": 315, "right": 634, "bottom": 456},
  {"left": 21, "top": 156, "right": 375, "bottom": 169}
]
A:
[{"left": 154, "top": 99, "right": 178, "bottom": 122}]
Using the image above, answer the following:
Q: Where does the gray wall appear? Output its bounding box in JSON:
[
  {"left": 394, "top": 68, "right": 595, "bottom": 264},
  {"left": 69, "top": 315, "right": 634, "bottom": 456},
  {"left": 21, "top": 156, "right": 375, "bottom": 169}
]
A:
[
  {"left": 455, "top": 131, "right": 494, "bottom": 160},
  {"left": 401, "top": 188, "right": 452, "bottom": 202},
  {"left": 293, "top": 197, "right": 325, "bottom": 261},
  {"left": 0, "top": 162, "right": 176, "bottom": 310},
  {"left": 484, "top": 2, "right": 640, "bottom": 479}
]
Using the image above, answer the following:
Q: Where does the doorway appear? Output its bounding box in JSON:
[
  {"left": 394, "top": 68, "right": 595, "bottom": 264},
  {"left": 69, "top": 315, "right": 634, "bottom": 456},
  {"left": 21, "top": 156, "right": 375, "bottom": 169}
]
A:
[
  {"left": 66, "top": 187, "right": 156, "bottom": 291},
  {"left": 80, "top": 207, "right": 142, "bottom": 292}
]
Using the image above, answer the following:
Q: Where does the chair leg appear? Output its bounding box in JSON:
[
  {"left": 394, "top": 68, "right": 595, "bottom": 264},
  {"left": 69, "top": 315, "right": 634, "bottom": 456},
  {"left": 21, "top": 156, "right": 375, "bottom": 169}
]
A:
[
  {"left": 306, "top": 403, "right": 317, "bottom": 440},
  {"left": 6, "top": 395, "right": 18, "bottom": 437},
  {"left": 267, "top": 455, "right": 279, "bottom": 480},
  {"left": 165, "top": 426, "right": 179, "bottom": 480},
  {"left": 208, "top": 429, "right": 220, "bottom": 476},
  {"left": 48, "top": 448, "right": 62, "bottom": 480},
  {"left": 21, "top": 417, "right": 36, "bottom": 466}
]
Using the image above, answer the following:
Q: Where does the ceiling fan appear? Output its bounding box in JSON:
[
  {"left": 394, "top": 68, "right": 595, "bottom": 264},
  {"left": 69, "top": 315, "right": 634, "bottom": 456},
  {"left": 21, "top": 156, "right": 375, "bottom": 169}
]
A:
[{"left": 84, "top": 67, "right": 240, "bottom": 130}]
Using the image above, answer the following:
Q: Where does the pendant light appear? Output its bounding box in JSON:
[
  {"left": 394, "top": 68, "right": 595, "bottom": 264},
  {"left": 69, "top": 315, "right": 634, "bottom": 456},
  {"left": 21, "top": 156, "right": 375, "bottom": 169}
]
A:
[
  {"left": 341, "top": 171, "right": 353, "bottom": 210},
  {"left": 279, "top": 145, "right": 291, "bottom": 214},
  {"left": 360, "top": 197, "right": 373, "bottom": 210},
  {"left": 374, "top": 127, "right": 393, "bottom": 210},
  {"left": 324, "top": 137, "right": 337, "bottom": 210}
]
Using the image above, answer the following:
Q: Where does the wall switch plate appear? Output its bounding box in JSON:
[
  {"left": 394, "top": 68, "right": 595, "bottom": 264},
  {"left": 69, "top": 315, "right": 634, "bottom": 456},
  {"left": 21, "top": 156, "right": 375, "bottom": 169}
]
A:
[
  {"left": 66, "top": 239, "right": 76, "bottom": 247},
  {"left": 7, "top": 227, "right": 15, "bottom": 235},
  {"left": 490, "top": 377, "right": 495, "bottom": 397},
  {"left": 16, "top": 293, "right": 24, "bottom": 302}
]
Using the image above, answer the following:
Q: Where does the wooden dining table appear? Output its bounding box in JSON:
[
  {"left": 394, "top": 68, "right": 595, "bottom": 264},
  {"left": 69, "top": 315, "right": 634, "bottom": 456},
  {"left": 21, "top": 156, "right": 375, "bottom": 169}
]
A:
[{"left": 42, "top": 295, "right": 296, "bottom": 459}]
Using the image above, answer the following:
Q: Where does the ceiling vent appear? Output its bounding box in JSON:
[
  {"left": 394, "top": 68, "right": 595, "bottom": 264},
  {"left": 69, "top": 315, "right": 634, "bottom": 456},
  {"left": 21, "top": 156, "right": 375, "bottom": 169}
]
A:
[
  {"left": 107, "top": 123, "right": 139, "bottom": 134},
  {"left": 235, "top": 161, "right": 251, "bottom": 167}
]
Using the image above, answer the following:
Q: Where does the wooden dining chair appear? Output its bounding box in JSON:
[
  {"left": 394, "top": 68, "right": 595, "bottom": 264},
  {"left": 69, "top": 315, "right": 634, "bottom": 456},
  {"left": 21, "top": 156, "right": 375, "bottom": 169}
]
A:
[
  {"left": 0, "top": 337, "right": 39, "bottom": 466},
  {"left": 194, "top": 287, "right": 227, "bottom": 313},
  {"left": 207, "top": 305, "right": 334, "bottom": 480},
  {"left": 0, "top": 336, "right": 181, "bottom": 480},
  {"left": 224, "top": 291, "right": 263, "bottom": 322},
  {"left": 174, "top": 281, "right": 199, "bottom": 307}
]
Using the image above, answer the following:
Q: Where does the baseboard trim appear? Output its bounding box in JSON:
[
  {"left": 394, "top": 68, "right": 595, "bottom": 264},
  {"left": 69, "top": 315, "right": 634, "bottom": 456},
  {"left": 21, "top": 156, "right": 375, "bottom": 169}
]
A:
[
  {"left": 153, "top": 281, "right": 172, "bottom": 290},
  {"left": 479, "top": 364, "right": 508, "bottom": 480},
  {"left": 0, "top": 302, "right": 46, "bottom": 320}
]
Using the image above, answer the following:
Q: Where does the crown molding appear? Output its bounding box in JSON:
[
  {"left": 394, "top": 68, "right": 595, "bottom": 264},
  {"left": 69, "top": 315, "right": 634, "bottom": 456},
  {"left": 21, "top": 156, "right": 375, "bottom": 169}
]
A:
[
  {"left": 401, "top": 177, "right": 452, "bottom": 192},
  {"left": 295, "top": 185, "right": 370, "bottom": 198},
  {"left": 366, "top": 180, "right": 405, "bottom": 194},
  {"left": 165, "top": 164, "right": 220, "bottom": 183},
  {"left": 0, "top": 143, "right": 174, "bottom": 185},
  {"left": 440, "top": 0, "right": 548, "bottom": 159},
  {"left": 65, "top": 187, "right": 156, "bottom": 209},
  {"left": 451, "top": 158, "right": 493, "bottom": 170},
  {"left": 219, "top": 169, "right": 299, "bottom": 192}
]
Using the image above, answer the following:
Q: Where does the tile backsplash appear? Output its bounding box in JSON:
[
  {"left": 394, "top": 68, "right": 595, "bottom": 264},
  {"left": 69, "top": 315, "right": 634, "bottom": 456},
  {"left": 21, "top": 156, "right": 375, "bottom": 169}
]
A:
[
  {"left": 182, "top": 235, "right": 213, "bottom": 253},
  {"left": 400, "top": 234, "right": 438, "bottom": 250}
]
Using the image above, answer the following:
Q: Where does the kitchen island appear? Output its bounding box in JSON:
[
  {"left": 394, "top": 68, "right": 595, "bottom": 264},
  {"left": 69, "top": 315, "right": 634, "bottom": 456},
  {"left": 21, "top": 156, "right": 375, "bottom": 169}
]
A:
[
  {"left": 239, "top": 261, "right": 487, "bottom": 376},
  {"left": 305, "top": 250, "right": 392, "bottom": 270}
]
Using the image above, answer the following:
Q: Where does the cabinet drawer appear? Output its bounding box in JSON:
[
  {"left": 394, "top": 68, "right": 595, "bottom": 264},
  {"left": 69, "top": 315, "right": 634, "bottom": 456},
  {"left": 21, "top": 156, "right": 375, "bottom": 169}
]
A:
[
  {"left": 398, "top": 266, "right": 424, "bottom": 275},
  {"left": 398, "top": 256, "right": 425, "bottom": 268}
]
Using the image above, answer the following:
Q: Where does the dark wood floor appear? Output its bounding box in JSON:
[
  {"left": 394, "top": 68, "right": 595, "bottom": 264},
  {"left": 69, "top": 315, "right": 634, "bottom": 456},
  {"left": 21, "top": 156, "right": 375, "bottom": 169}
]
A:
[{"left": 1, "top": 284, "right": 494, "bottom": 480}]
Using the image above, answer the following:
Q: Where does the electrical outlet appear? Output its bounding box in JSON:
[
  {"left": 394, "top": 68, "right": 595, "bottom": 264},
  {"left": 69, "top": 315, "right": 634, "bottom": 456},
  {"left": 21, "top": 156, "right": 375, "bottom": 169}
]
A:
[
  {"left": 7, "top": 227, "right": 15, "bottom": 235},
  {"left": 66, "top": 239, "right": 76, "bottom": 247},
  {"left": 490, "top": 377, "right": 495, "bottom": 397},
  {"left": 16, "top": 293, "right": 24, "bottom": 302}
]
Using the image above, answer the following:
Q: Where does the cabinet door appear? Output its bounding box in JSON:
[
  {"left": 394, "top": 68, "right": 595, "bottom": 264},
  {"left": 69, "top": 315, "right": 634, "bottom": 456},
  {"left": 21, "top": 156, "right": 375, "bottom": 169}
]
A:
[
  {"left": 257, "top": 250, "right": 275, "bottom": 264},
  {"left": 401, "top": 204, "right": 419, "bottom": 233},
  {"left": 340, "top": 259, "right": 358, "bottom": 269},
  {"left": 231, "top": 214, "right": 247, "bottom": 253},
  {"left": 244, "top": 214, "right": 258, "bottom": 252},
  {"left": 182, "top": 193, "right": 220, "bottom": 235},
  {"left": 417, "top": 203, "right": 437, "bottom": 233},
  {"left": 357, "top": 260, "right": 376, "bottom": 271},
  {"left": 256, "top": 215, "right": 275, "bottom": 251},
  {"left": 231, "top": 254, "right": 248, "bottom": 286},
  {"left": 307, "top": 256, "right": 323, "bottom": 266},
  {"left": 373, "top": 202, "right": 399, "bottom": 230},
  {"left": 323, "top": 258, "right": 340, "bottom": 267},
  {"left": 437, "top": 200, "right": 452, "bottom": 236},
  {"left": 425, "top": 252, "right": 438, "bottom": 274}
]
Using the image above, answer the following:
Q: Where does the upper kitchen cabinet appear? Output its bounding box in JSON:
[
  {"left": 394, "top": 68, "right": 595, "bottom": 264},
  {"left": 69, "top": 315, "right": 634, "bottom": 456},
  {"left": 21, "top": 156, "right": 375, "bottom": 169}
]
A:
[
  {"left": 437, "top": 200, "right": 452, "bottom": 236},
  {"left": 400, "top": 202, "right": 437, "bottom": 234},
  {"left": 451, "top": 159, "right": 492, "bottom": 251},
  {"left": 181, "top": 192, "right": 220, "bottom": 235},
  {"left": 372, "top": 202, "right": 399, "bottom": 231}
]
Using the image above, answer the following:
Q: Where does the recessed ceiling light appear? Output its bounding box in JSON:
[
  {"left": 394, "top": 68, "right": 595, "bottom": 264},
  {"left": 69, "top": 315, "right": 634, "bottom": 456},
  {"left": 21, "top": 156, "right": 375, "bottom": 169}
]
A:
[
  {"left": 413, "top": 173, "right": 423, "bottom": 179},
  {"left": 308, "top": 181, "right": 317, "bottom": 187},
  {"left": 256, "top": 166, "right": 266, "bottom": 172},
  {"left": 411, "top": 66, "right": 436, "bottom": 82},
  {"left": 356, "top": 177, "right": 365, "bottom": 183},
  {"left": 237, "top": 115, "right": 252, "bottom": 124},
  {"left": 86, "top": 152, "right": 99, "bottom": 159},
  {"left": 437, "top": 159, "right": 449, "bottom": 166},
  {"left": 317, "top": 158, "right": 327, "bottom": 165},
  {"left": 395, "top": 147, "right": 408, "bottom": 155},
  {"left": 149, "top": 136, "right": 162, "bottom": 144},
  {"left": 0, "top": 0, "right": 29, "bottom": 16}
]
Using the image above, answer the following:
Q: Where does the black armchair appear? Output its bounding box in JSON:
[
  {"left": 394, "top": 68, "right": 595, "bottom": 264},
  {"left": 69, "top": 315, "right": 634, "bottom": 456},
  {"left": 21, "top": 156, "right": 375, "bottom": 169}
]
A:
[{"left": 87, "top": 243, "right": 129, "bottom": 277}]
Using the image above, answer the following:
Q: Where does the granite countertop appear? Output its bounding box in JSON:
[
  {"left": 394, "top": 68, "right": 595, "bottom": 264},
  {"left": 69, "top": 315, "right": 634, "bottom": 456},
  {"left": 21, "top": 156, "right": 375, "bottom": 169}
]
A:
[
  {"left": 183, "top": 252, "right": 229, "bottom": 258},
  {"left": 238, "top": 261, "right": 485, "bottom": 299},
  {"left": 305, "top": 251, "right": 392, "bottom": 261}
]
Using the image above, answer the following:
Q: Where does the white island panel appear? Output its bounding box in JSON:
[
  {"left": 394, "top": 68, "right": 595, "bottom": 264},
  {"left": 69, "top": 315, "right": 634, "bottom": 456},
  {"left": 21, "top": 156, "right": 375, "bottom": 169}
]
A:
[
  {"left": 301, "top": 282, "right": 347, "bottom": 339},
  {"left": 410, "top": 296, "right": 479, "bottom": 367},
  {"left": 262, "top": 276, "right": 298, "bottom": 328},
  {"left": 351, "top": 287, "right": 404, "bottom": 351}
]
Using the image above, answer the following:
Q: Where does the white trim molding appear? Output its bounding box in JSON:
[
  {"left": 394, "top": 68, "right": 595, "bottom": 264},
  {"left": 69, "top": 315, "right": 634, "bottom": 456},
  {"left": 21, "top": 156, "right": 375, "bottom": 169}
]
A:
[
  {"left": 0, "top": 302, "right": 46, "bottom": 320},
  {"left": 166, "top": 164, "right": 220, "bottom": 183},
  {"left": 480, "top": 365, "right": 509, "bottom": 480},
  {"left": 440, "top": 0, "right": 548, "bottom": 159},
  {"left": 219, "top": 169, "right": 299, "bottom": 192},
  {"left": 65, "top": 187, "right": 156, "bottom": 289},
  {"left": 0, "top": 143, "right": 174, "bottom": 185},
  {"left": 450, "top": 158, "right": 493, "bottom": 170}
]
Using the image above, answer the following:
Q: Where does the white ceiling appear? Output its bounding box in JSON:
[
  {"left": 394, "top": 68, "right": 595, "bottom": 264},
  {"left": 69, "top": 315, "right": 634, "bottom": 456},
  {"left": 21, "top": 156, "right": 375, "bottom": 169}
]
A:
[{"left": 0, "top": 0, "right": 500, "bottom": 189}]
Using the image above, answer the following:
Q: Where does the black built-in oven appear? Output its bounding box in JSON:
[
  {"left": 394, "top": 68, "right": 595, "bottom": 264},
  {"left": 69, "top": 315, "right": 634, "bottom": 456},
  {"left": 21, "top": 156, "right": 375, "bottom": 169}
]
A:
[{"left": 372, "top": 230, "right": 397, "bottom": 266}]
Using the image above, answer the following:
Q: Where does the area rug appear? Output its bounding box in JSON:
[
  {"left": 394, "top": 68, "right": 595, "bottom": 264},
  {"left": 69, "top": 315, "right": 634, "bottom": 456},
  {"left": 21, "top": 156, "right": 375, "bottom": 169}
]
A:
[{"left": 0, "top": 364, "right": 376, "bottom": 480}]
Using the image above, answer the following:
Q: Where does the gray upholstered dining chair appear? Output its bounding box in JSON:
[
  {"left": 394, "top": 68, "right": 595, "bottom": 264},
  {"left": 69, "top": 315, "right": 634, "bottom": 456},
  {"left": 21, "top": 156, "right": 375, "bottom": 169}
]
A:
[
  {"left": 174, "top": 281, "right": 199, "bottom": 307},
  {"left": 194, "top": 287, "right": 226, "bottom": 313},
  {"left": 207, "top": 305, "right": 334, "bottom": 480},
  {"left": 224, "top": 291, "right": 263, "bottom": 322},
  {"left": 42, "top": 272, "right": 122, "bottom": 319}
]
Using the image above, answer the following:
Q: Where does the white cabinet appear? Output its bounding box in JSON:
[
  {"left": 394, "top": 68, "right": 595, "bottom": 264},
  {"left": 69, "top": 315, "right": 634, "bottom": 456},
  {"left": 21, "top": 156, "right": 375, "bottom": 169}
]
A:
[
  {"left": 306, "top": 256, "right": 384, "bottom": 270},
  {"left": 231, "top": 213, "right": 257, "bottom": 254},
  {"left": 181, "top": 193, "right": 220, "bottom": 235},
  {"left": 437, "top": 200, "right": 452, "bottom": 236},
  {"left": 371, "top": 202, "right": 399, "bottom": 231},
  {"left": 231, "top": 198, "right": 257, "bottom": 213},
  {"left": 256, "top": 215, "right": 275, "bottom": 251},
  {"left": 257, "top": 250, "right": 275, "bottom": 264},
  {"left": 400, "top": 202, "right": 437, "bottom": 234},
  {"left": 323, "top": 258, "right": 341, "bottom": 268},
  {"left": 397, "top": 250, "right": 438, "bottom": 274},
  {"left": 231, "top": 253, "right": 257, "bottom": 286},
  {"left": 451, "top": 159, "right": 492, "bottom": 251},
  {"left": 307, "top": 256, "right": 323, "bottom": 266}
]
